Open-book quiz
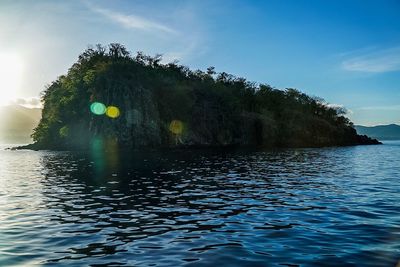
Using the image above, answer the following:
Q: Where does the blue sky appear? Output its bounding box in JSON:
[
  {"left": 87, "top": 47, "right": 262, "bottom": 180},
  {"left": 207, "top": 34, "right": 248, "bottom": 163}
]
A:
[{"left": 0, "top": 0, "right": 399, "bottom": 125}]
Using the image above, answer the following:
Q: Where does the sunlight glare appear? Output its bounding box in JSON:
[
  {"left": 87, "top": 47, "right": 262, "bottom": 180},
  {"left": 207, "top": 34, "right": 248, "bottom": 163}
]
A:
[{"left": 0, "top": 53, "right": 23, "bottom": 106}]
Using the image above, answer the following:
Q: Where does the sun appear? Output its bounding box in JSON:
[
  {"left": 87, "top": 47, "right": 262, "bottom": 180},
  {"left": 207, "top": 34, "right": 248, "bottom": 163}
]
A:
[{"left": 0, "top": 53, "right": 23, "bottom": 106}]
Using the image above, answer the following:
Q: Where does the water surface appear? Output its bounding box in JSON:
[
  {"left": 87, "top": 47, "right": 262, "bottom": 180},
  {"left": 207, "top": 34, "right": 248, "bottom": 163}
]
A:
[{"left": 1, "top": 142, "right": 400, "bottom": 266}]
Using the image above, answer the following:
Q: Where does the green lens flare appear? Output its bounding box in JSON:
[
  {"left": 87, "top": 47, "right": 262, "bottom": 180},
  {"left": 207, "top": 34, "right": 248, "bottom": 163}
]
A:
[{"left": 90, "top": 102, "right": 106, "bottom": 115}]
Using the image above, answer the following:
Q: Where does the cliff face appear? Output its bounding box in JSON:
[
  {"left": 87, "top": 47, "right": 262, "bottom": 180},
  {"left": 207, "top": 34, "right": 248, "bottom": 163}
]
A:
[{"left": 30, "top": 44, "right": 380, "bottom": 150}]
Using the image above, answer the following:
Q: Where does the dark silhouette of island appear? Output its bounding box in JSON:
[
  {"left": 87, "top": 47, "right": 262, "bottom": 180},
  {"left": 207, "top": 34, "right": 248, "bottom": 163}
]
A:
[
  {"left": 22, "top": 43, "right": 380, "bottom": 150},
  {"left": 356, "top": 124, "right": 400, "bottom": 141}
]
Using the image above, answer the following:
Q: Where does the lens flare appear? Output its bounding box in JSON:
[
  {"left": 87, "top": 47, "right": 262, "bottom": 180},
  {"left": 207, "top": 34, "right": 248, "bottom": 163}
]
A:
[
  {"left": 90, "top": 102, "right": 106, "bottom": 115},
  {"left": 169, "top": 120, "right": 183, "bottom": 135},
  {"left": 106, "top": 106, "right": 120, "bottom": 119}
]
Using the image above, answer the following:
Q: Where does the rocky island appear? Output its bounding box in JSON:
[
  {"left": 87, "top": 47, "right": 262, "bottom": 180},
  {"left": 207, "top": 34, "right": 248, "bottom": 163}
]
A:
[{"left": 24, "top": 43, "right": 380, "bottom": 150}]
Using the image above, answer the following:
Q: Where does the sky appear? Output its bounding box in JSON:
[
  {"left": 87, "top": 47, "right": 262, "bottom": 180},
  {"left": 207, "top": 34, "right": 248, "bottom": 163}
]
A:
[{"left": 0, "top": 0, "right": 399, "bottom": 126}]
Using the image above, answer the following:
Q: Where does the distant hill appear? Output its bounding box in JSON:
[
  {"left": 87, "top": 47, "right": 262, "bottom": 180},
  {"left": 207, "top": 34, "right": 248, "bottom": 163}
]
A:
[
  {"left": 0, "top": 105, "right": 42, "bottom": 144},
  {"left": 355, "top": 124, "right": 400, "bottom": 140}
]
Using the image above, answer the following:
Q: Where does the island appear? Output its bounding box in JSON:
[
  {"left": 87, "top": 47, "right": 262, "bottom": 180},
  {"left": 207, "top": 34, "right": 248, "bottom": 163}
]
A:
[
  {"left": 355, "top": 124, "right": 400, "bottom": 141},
  {"left": 22, "top": 43, "right": 380, "bottom": 150}
]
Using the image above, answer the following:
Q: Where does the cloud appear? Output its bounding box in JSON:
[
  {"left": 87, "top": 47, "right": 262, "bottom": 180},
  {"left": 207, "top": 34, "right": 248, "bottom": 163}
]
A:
[
  {"left": 86, "top": 3, "right": 177, "bottom": 35},
  {"left": 83, "top": 1, "right": 206, "bottom": 62},
  {"left": 342, "top": 46, "right": 400, "bottom": 73},
  {"left": 326, "top": 103, "right": 353, "bottom": 115},
  {"left": 355, "top": 105, "right": 400, "bottom": 111},
  {"left": 162, "top": 37, "right": 202, "bottom": 62},
  {"left": 11, "top": 97, "right": 42, "bottom": 108}
]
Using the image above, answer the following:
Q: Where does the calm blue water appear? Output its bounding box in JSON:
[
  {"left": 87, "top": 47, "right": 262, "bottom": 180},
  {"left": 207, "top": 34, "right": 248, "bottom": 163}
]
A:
[{"left": 1, "top": 142, "right": 400, "bottom": 266}]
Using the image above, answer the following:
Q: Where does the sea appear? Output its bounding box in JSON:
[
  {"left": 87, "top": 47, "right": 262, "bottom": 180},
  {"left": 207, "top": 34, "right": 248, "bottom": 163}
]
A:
[{"left": 1, "top": 141, "right": 400, "bottom": 266}]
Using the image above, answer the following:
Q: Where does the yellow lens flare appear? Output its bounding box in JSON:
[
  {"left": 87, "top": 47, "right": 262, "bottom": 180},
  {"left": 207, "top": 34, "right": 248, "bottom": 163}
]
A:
[
  {"left": 169, "top": 120, "right": 183, "bottom": 135},
  {"left": 106, "top": 106, "right": 120, "bottom": 119}
]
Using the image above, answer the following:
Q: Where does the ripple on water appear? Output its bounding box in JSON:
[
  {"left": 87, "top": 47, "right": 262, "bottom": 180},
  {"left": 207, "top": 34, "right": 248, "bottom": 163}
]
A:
[{"left": 0, "top": 144, "right": 400, "bottom": 266}]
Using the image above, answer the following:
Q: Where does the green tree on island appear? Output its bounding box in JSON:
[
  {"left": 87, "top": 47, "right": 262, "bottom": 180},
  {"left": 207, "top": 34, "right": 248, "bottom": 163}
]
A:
[{"left": 31, "top": 43, "right": 379, "bottom": 150}]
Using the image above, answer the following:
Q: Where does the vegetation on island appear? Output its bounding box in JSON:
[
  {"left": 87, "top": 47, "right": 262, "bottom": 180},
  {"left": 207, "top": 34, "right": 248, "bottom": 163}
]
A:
[{"left": 29, "top": 43, "right": 380, "bottom": 150}]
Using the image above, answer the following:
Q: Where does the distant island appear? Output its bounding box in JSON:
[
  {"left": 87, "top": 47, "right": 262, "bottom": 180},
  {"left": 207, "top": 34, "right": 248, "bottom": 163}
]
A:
[
  {"left": 355, "top": 124, "right": 400, "bottom": 141},
  {"left": 22, "top": 43, "right": 380, "bottom": 150},
  {"left": 0, "top": 105, "right": 41, "bottom": 144}
]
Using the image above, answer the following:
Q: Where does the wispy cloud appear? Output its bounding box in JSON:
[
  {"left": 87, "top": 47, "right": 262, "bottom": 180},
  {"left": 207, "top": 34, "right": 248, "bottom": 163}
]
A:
[
  {"left": 84, "top": 1, "right": 206, "bottom": 62},
  {"left": 11, "top": 97, "right": 43, "bottom": 108},
  {"left": 355, "top": 105, "right": 400, "bottom": 111},
  {"left": 326, "top": 103, "right": 353, "bottom": 115},
  {"left": 162, "top": 37, "right": 203, "bottom": 62},
  {"left": 342, "top": 46, "right": 400, "bottom": 73},
  {"left": 86, "top": 3, "right": 178, "bottom": 35}
]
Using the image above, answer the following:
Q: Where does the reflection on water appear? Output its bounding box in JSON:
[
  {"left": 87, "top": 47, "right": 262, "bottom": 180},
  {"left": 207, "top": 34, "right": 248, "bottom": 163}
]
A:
[{"left": 1, "top": 143, "right": 400, "bottom": 266}]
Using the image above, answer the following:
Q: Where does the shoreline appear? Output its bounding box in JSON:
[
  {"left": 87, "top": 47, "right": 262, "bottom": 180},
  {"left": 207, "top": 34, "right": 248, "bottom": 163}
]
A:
[{"left": 11, "top": 138, "right": 382, "bottom": 152}]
